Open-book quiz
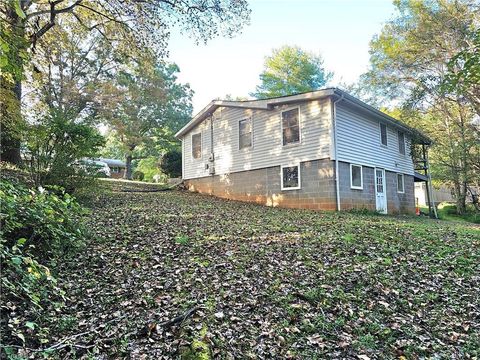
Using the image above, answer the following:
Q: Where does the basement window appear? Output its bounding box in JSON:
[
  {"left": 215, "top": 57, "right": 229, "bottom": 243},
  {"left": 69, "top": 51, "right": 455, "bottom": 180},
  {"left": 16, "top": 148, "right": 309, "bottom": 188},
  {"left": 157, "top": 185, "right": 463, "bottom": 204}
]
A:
[
  {"left": 350, "top": 164, "right": 363, "bottom": 190},
  {"left": 282, "top": 108, "right": 300, "bottom": 145},
  {"left": 192, "top": 133, "right": 202, "bottom": 159},
  {"left": 239, "top": 118, "right": 252, "bottom": 149},
  {"left": 397, "top": 173, "right": 405, "bottom": 193},
  {"left": 398, "top": 131, "right": 406, "bottom": 155},
  {"left": 281, "top": 164, "right": 301, "bottom": 190},
  {"left": 380, "top": 123, "right": 388, "bottom": 146}
]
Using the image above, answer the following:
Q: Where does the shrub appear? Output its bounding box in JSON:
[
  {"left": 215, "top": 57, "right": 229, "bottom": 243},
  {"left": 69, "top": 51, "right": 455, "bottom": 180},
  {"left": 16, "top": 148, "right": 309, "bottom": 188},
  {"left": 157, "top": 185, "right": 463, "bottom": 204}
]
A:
[
  {"left": 1, "top": 238, "right": 64, "bottom": 348},
  {"left": 132, "top": 170, "right": 145, "bottom": 181},
  {"left": 136, "top": 157, "right": 162, "bottom": 182},
  {"left": 24, "top": 109, "right": 105, "bottom": 192},
  {"left": 160, "top": 149, "right": 182, "bottom": 178},
  {"left": 0, "top": 180, "right": 86, "bottom": 258},
  {"left": 0, "top": 179, "right": 87, "bottom": 350}
]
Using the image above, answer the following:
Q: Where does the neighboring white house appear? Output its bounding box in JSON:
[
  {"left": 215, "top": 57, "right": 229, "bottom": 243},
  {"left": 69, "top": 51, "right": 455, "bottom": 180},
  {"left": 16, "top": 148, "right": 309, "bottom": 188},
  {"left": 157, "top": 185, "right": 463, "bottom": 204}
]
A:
[{"left": 175, "top": 88, "right": 432, "bottom": 214}]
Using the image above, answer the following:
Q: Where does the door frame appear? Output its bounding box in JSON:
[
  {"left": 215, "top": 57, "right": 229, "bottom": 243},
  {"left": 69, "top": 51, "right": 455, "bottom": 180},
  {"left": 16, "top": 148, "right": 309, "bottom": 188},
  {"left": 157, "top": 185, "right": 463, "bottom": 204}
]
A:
[{"left": 374, "top": 167, "right": 388, "bottom": 214}]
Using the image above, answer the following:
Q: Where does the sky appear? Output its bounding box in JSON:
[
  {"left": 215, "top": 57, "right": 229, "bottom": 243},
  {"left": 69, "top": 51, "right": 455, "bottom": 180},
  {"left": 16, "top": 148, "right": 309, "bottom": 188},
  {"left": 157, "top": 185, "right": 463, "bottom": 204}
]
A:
[{"left": 167, "top": 0, "right": 397, "bottom": 114}]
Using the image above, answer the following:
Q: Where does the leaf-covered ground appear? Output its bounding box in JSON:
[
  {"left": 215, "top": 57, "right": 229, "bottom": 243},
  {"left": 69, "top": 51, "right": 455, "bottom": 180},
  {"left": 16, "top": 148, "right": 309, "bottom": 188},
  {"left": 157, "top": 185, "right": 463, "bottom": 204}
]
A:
[{"left": 40, "top": 182, "right": 480, "bottom": 358}]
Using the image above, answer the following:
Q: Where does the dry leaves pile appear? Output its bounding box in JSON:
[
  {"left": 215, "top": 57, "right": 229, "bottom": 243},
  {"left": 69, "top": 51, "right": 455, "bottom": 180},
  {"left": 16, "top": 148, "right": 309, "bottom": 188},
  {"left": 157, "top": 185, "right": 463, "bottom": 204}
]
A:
[{"left": 22, "top": 181, "right": 480, "bottom": 358}]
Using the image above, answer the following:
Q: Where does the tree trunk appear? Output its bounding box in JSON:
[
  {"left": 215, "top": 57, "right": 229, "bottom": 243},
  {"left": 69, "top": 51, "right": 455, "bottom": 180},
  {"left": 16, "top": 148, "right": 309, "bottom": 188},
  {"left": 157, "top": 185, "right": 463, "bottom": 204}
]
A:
[
  {"left": 456, "top": 181, "right": 467, "bottom": 214},
  {"left": 1, "top": 80, "right": 23, "bottom": 164},
  {"left": 1, "top": 6, "right": 26, "bottom": 165},
  {"left": 124, "top": 155, "right": 133, "bottom": 180}
]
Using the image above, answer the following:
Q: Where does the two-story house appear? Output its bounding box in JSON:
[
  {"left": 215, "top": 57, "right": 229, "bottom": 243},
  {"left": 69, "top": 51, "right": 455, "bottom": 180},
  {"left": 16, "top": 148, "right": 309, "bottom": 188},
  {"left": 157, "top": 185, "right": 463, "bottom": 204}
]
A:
[{"left": 175, "top": 88, "right": 431, "bottom": 214}]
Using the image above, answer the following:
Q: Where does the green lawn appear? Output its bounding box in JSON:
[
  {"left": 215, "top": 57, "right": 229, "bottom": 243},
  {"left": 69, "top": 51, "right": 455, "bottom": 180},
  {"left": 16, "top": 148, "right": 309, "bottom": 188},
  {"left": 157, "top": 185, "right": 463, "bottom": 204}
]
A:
[
  {"left": 40, "top": 182, "right": 480, "bottom": 358},
  {"left": 420, "top": 202, "right": 480, "bottom": 224}
]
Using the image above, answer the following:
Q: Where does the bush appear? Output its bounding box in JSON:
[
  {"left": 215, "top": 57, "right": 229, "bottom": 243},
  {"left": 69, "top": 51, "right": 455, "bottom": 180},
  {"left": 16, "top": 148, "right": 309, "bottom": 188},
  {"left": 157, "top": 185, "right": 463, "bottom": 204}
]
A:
[
  {"left": 135, "top": 157, "right": 162, "bottom": 182},
  {"left": 25, "top": 109, "right": 105, "bottom": 192},
  {"left": 0, "top": 180, "right": 86, "bottom": 257},
  {"left": 132, "top": 170, "right": 145, "bottom": 181},
  {"left": 0, "top": 179, "right": 87, "bottom": 349},
  {"left": 160, "top": 149, "right": 182, "bottom": 178}
]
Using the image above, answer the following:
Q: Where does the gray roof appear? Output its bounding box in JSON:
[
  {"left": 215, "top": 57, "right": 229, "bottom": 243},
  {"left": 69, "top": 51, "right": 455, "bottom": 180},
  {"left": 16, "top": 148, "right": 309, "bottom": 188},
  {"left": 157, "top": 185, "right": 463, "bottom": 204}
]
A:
[{"left": 99, "top": 158, "right": 126, "bottom": 167}]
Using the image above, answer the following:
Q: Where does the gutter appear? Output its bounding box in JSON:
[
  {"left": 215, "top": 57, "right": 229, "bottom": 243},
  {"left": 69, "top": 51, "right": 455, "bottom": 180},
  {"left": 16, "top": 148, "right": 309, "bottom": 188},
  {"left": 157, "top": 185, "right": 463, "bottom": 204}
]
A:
[{"left": 332, "top": 94, "right": 344, "bottom": 211}]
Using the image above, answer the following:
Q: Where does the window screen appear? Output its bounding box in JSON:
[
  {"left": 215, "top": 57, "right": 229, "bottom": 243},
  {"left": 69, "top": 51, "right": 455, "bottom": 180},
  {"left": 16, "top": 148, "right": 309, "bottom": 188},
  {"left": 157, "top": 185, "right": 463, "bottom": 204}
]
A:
[
  {"left": 351, "top": 165, "right": 363, "bottom": 189},
  {"left": 282, "top": 165, "right": 300, "bottom": 189},
  {"left": 239, "top": 118, "right": 252, "bottom": 149},
  {"left": 282, "top": 108, "right": 300, "bottom": 145},
  {"left": 397, "top": 173, "right": 404, "bottom": 193},
  {"left": 380, "top": 123, "right": 388, "bottom": 146},
  {"left": 398, "top": 131, "right": 406, "bottom": 155},
  {"left": 192, "top": 133, "right": 202, "bottom": 159}
]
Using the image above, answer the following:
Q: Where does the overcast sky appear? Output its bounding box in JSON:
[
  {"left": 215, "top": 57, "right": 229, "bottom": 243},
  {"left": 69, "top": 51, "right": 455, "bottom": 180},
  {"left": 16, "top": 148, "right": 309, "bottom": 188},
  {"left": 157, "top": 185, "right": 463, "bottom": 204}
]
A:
[{"left": 167, "top": 0, "right": 396, "bottom": 114}]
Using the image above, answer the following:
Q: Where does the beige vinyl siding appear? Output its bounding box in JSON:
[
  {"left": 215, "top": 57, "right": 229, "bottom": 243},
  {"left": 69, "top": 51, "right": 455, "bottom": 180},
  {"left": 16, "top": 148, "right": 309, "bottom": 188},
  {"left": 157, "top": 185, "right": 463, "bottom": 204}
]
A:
[
  {"left": 336, "top": 102, "right": 414, "bottom": 175},
  {"left": 183, "top": 99, "right": 332, "bottom": 179},
  {"left": 182, "top": 118, "right": 212, "bottom": 179}
]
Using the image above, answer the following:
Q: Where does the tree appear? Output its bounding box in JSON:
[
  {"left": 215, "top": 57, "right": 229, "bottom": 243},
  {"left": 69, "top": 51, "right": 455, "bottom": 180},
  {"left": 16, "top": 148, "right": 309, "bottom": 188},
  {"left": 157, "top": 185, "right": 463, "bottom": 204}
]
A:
[
  {"left": 20, "top": 22, "right": 112, "bottom": 189},
  {"left": 161, "top": 149, "right": 182, "bottom": 178},
  {"left": 443, "top": 28, "right": 480, "bottom": 116},
  {"left": 98, "top": 56, "right": 192, "bottom": 179},
  {"left": 25, "top": 109, "right": 104, "bottom": 189},
  {"left": 361, "top": 0, "right": 479, "bottom": 214},
  {"left": 0, "top": 0, "right": 250, "bottom": 164},
  {"left": 251, "top": 45, "right": 333, "bottom": 99}
]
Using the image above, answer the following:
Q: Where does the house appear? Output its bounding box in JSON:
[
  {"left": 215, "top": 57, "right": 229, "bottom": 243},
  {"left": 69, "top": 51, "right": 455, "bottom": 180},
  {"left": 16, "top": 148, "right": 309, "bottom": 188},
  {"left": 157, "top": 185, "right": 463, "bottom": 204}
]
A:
[
  {"left": 175, "top": 88, "right": 432, "bottom": 214},
  {"left": 99, "top": 158, "right": 126, "bottom": 179}
]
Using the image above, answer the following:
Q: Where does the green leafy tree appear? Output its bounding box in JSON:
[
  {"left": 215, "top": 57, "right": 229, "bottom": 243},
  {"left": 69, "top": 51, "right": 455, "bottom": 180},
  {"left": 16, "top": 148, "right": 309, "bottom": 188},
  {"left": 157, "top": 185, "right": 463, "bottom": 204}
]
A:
[
  {"left": 161, "top": 149, "right": 182, "bottom": 178},
  {"left": 25, "top": 109, "right": 105, "bottom": 190},
  {"left": 362, "top": 0, "right": 480, "bottom": 214},
  {"left": 444, "top": 28, "right": 480, "bottom": 116},
  {"left": 251, "top": 45, "right": 333, "bottom": 99},
  {"left": 0, "top": 0, "right": 250, "bottom": 164},
  {"left": 21, "top": 23, "right": 110, "bottom": 189},
  {"left": 98, "top": 56, "right": 192, "bottom": 179}
]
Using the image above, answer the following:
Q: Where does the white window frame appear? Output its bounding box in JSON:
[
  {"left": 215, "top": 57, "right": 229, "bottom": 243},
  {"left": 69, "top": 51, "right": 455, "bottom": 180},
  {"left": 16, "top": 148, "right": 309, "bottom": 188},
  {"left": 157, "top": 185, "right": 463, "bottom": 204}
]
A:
[
  {"left": 398, "top": 131, "right": 406, "bottom": 155},
  {"left": 350, "top": 164, "right": 363, "bottom": 190},
  {"left": 238, "top": 117, "right": 253, "bottom": 150},
  {"left": 379, "top": 123, "right": 388, "bottom": 147},
  {"left": 281, "top": 107, "right": 301, "bottom": 147},
  {"left": 191, "top": 132, "right": 202, "bottom": 160},
  {"left": 397, "top": 173, "right": 405, "bottom": 193},
  {"left": 280, "top": 164, "right": 301, "bottom": 190}
]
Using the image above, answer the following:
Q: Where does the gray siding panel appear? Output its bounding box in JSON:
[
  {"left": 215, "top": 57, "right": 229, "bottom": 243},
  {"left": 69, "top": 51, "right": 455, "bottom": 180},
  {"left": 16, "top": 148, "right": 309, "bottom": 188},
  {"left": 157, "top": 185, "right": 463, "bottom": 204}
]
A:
[
  {"left": 183, "top": 99, "right": 332, "bottom": 180},
  {"left": 336, "top": 103, "right": 414, "bottom": 175}
]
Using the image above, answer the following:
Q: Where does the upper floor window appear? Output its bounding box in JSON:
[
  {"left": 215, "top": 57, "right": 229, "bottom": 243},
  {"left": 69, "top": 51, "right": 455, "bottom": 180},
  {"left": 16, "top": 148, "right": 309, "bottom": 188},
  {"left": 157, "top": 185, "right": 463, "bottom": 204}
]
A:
[
  {"left": 192, "top": 133, "right": 202, "bottom": 159},
  {"left": 380, "top": 123, "right": 388, "bottom": 146},
  {"left": 239, "top": 118, "right": 252, "bottom": 149},
  {"left": 282, "top": 108, "right": 300, "bottom": 145},
  {"left": 398, "top": 131, "right": 406, "bottom": 155}
]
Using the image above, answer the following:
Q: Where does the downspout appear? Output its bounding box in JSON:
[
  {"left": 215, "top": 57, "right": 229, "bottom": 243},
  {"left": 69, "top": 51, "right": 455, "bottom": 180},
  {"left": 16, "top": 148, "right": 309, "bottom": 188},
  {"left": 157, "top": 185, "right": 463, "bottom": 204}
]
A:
[
  {"left": 332, "top": 94, "right": 344, "bottom": 211},
  {"left": 209, "top": 114, "right": 215, "bottom": 175}
]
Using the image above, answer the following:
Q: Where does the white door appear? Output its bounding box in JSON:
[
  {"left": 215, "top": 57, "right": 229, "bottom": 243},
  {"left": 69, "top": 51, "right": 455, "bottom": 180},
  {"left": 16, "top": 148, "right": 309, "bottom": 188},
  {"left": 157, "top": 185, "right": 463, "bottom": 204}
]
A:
[{"left": 375, "top": 168, "right": 387, "bottom": 214}]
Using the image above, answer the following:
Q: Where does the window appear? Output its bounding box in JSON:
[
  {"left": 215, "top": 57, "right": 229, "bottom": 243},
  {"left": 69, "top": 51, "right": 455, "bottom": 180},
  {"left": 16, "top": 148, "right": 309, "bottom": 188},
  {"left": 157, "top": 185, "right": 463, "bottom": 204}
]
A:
[
  {"left": 239, "top": 118, "right": 252, "bottom": 149},
  {"left": 281, "top": 164, "right": 301, "bottom": 190},
  {"left": 397, "top": 173, "right": 405, "bottom": 193},
  {"left": 192, "top": 133, "right": 202, "bottom": 159},
  {"left": 398, "top": 131, "right": 406, "bottom": 155},
  {"left": 350, "top": 164, "right": 363, "bottom": 190},
  {"left": 380, "top": 123, "right": 388, "bottom": 146},
  {"left": 282, "top": 108, "right": 300, "bottom": 145}
]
